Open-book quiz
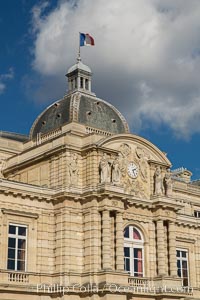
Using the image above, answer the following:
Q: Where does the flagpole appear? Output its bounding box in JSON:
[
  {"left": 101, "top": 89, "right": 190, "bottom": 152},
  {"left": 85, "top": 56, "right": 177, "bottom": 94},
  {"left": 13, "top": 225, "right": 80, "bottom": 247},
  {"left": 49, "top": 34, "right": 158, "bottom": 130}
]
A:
[{"left": 78, "top": 32, "right": 81, "bottom": 62}]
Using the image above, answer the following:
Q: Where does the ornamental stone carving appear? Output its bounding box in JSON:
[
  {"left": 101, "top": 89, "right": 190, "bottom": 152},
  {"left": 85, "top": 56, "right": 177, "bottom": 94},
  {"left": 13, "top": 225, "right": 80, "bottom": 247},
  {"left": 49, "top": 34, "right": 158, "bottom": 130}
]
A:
[
  {"left": 67, "top": 153, "right": 79, "bottom": 185},
  {"left": 119, "top": 143, "right": 131, "bottom": 158},
  {"left": 111, "top": 155, "right": 121, "bottom": 184},
  {"left": 99, "top": 144, "right": 151, "bottom": 198},
  {"left": 136, "top": 147, "right": 148, "bottom": 182},
  {"left": 154, "top": 166, "right": 163, "bottom": 196},
  {"left": 0, "top": 158, "right": 6, "bottom": 178},
  {"left": 164, "top": 169, "right": 173, "bottom": 197},
  {"left": 99, "top": 153, "right": 112, "bottom": 183}
]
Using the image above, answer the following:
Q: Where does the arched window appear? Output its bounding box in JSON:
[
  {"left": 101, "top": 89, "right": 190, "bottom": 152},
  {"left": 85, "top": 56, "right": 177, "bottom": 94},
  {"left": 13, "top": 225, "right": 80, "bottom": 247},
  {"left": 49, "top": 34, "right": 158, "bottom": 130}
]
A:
[{"left": 124, "top": 225, "right": 144, "bottom": 277}]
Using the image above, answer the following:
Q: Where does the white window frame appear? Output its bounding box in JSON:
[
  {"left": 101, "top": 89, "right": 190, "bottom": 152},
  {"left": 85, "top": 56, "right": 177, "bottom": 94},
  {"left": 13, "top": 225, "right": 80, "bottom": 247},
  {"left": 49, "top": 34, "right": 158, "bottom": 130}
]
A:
[
  {"left": 7, "top": 223, "right": 28, "bottom": 272},
  {"left": 124, "top": 226, "right": 144, "bottom": 277},
  {"left": 176, "top": 248, "right": 189, "bottom": 286}
]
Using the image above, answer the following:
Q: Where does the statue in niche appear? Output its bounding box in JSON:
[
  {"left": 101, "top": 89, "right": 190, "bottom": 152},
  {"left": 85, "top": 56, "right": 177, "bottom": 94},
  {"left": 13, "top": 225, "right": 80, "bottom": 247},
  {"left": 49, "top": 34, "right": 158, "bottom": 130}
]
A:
[
  {"left": 68, "top": 153, "right": 79, "bottom": 184},
  {"left": 154, "top": 166, "right": 163, "bottom": 195},
  {"left": 0, "top": 158, "right": 6, "bottom": 178},
  {"left": 99, "top": 153, "right": 112, "bottom": 183},
  {"left": 112, "top": 155, "right": 121, "bottom": 184},
  {"left": 164, "top": 169, "right": 173, "bottom": 197},
  {"left": 136, "top": 147, "right": 148, "bottom": 182}
]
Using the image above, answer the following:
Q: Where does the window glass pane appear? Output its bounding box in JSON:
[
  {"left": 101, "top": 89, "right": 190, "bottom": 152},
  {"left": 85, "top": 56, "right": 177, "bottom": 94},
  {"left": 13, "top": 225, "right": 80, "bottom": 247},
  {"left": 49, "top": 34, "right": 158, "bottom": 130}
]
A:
[
  {"left": 134, "top": 248, "right": 142, "bottom": 259},
  {"left": 177, "top": 260, "right": 181, "bottom": 268},
  {"left": 8, "top": 238, "right": 16, "bottom": 248},
  {"left": 18, "top": 239, "right": 26, "bottom": 250},
  {"left": 124, "top": 227, "right": 129, "bottom": 238},
  {"left": 134, "top": 259, "right": 138, "bottom": 272},
  {"left": 8, "top": 248, "right": 15, "bottom": 259},
  {"left": 133, "top": 228, "right": 141, "bottom": 240},
  {"left": 7, "top": 259, "right": 15, "bottom": 270},
  {"left": 183, "top": 278, "right": 188, "bottom": 286},
  {"left": 177, "top": 268, "right": 181, "bottom": 277},
  {"left": 17, "top": 260, "right": 25, "bottom": 271},
  {"left": 18, "top": 227, "right": 26, "bottom": 236},
  {"left": 182, "top": 268, "right": 188, "bottom": 277},
  {"left": 182, "top": 251, "right": 187, "bottom": 258},
  {"left": 182, "top": 261, "right": 187, "bottom": 269},
  {"left": 125, "top": 258, "right": 130, "bottom": 271},
  {"left": 124, "top": 247, "right": 130, "bottom": 257},
  {"left": 176, "top": 250, "right": 180, "bottom": 257},
  {"left": 9, "top": 225, "right": 16, "bottom": 234},
  {"left": 18, "top": 250, "right": 25, "bottom": 260}
]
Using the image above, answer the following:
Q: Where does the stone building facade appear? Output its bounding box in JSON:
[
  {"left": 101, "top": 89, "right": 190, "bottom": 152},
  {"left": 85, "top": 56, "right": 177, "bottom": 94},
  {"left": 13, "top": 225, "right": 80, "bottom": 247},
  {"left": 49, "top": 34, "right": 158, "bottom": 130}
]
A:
[{"left": 0, "top": 58, "right": 199, "bottom": 300}]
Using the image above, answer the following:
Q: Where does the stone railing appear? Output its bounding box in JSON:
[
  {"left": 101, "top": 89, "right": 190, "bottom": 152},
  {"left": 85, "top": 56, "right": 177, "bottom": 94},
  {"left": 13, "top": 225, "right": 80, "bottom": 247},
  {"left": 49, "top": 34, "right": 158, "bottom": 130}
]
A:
[
  {"left": 128, "top": 277, "right": 151, "bottom": 287},
  {"left": 8, "top": 271, "right": 29, "bottom": 283},
  {"left": 36, "top": 128, "right": 62, "bottom": 145},
  {"left": 128, "top": 276, "right": 193, "bottom": 296},
  {"left": 85, "top": 126, "right": 112, "bottom": 136}
]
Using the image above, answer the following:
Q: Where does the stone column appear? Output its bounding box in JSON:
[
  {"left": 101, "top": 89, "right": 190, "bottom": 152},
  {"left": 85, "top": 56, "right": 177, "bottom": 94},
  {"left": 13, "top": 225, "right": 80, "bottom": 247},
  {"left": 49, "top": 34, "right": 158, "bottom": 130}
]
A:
[
  {"left": 102, "top": 210, "right": 111, "bottom": 270},
  {"left": 115, "top": 212, "right": 124, "bottom": 271},
  {"left": 156, "top": 220, "right": 166, "bottom": 276},
  {"left": 168, "top": 221, "right": 177, "bottom": 277}
]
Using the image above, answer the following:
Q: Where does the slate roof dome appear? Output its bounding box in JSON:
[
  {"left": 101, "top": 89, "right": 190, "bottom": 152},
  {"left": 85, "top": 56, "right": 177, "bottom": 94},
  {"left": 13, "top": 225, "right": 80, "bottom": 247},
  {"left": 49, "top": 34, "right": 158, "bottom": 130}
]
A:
[{"left": 30, "top": 58, "right": 129, "bottom": 139}]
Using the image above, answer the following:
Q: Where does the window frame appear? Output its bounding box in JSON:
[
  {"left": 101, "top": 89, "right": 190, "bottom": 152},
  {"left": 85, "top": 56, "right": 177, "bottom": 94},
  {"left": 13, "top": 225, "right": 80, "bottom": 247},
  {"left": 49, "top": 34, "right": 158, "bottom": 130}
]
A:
[
  {"left": 7, "top": 223, "right": 28, "bottom": 272},
  {"left": 176, "top": 248, "right": 189, "bottom": 287},
  {"left": 124, "top": 225, "right": 144, "bottom": 277}
]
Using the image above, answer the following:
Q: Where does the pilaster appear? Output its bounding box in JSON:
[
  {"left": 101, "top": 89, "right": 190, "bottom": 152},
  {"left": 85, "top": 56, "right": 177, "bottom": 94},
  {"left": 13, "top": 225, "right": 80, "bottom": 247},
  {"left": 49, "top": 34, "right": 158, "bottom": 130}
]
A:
[
  {"left": 102, "top": 210, "right": 111, "bottom": 270},
  {"left": 168, "top": 221, "right": 177, "bottom": 277},
  {"left": 115, "top": 212, "right": 124, "bottom": 271}
]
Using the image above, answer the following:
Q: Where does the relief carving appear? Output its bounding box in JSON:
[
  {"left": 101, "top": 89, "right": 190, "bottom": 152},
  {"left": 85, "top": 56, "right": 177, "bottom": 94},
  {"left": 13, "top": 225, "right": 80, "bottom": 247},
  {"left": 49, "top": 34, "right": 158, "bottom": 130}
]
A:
[
  {"left": 111, "top": 155, "right": 121, "bottom": 184},
  {"left": 0, "top": 158, "right": 6, "bottom": 178},
  {"left": 99, "top": 144, "right": 151, "bottom": 199},
  {"left": 154, "top": 166, "right": 163, "bottom": 196},
  {"left": 99, "top": 153, "right": 112, "bottom": 183},
  {"left": 164, "top": 169, "right": 173, "bottom": 197},
  {"left": 67, "top": 153, "right": 79, "bottom": 185},
  {"left": 135, "top": 147, "right": 148, "bottom": 182}
]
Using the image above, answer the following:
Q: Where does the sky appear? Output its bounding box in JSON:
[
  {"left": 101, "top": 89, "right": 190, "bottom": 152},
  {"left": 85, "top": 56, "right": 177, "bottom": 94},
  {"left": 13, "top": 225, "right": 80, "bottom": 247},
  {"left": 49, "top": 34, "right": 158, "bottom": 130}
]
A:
[{"left": 0, "top": 0, "right": 200, "bottom": 179}]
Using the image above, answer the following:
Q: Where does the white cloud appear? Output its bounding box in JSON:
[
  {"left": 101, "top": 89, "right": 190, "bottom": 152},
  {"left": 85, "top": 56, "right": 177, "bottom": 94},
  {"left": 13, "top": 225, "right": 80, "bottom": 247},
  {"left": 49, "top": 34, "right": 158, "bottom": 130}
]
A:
[
  {"left": 31, "top": 0, "right": 200, "bottom": 139},
  {"left": 0, "top": 68, "right": 14, "bottom": 95}
]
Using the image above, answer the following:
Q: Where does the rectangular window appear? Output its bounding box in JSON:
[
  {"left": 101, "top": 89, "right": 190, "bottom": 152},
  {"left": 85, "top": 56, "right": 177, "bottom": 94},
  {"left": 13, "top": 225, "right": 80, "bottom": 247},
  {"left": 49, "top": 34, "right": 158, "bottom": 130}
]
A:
[
  {"left": 176, "top": 249, "right": 189, "bottom": 286},
  {"left": 7, "top": 224, "right": 27, "bottom": 271},
  {"left": 194, "top": 210, "right": 200, "bottom": 218},
  {"left": 124, "top": 246, "right": 143, "bottom": 277}
]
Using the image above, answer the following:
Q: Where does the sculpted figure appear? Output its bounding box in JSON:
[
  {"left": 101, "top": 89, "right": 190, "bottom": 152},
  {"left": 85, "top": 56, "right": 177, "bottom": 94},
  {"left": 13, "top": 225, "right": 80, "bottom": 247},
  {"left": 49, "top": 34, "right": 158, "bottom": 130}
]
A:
[
  {"left": 164, "top": 170, "right": 173, "bottom": 197},
  {"left": 99, "top": 153, "right": 112, "bottom": 183},
  {"left": 112, "top": 155, "right": 121, "bottom": 184},
  {"left": 68, "top": 153, "right": 79, "bottom": 184},
  {"left": 154, "top": 166, "right": 163, "bottom": 195},
  {"left": 136, "top": 147, "right": 148, "bottom": 182}
]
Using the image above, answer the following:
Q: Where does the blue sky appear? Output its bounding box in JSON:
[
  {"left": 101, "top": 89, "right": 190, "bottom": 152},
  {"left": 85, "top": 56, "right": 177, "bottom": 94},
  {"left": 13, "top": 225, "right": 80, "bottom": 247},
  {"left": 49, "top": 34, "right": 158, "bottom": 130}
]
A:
[{"left": 0, "top": 0, "right": 200, "bottom": 179}]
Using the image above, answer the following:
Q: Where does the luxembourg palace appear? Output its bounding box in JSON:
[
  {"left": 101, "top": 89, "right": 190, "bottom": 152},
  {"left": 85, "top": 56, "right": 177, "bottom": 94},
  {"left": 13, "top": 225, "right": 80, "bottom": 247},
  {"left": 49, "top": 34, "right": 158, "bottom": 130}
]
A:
[{"left": 0, "top": 57, "right": 199, "bottom": 300}]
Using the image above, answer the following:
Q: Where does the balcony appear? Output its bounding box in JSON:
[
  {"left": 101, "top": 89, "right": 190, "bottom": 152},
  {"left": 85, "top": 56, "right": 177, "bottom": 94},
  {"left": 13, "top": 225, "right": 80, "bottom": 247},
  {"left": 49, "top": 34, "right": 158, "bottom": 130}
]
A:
[{"left": 128, "top": 276, "right": 193, "bottom": 296}]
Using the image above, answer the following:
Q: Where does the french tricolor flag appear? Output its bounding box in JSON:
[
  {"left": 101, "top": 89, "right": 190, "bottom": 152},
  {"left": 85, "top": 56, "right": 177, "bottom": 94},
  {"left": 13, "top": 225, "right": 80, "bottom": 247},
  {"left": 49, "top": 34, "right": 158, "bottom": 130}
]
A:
[{"left": 80, "top": 33, "right": 95, "bottom": 47}]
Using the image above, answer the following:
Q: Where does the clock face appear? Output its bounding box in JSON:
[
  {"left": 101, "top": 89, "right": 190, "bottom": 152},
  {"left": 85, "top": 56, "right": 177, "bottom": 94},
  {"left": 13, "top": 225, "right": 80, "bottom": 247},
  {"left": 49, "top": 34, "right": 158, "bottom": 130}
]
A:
[{"left": 127, "top": 162, "right": 139, "bottom": 179}]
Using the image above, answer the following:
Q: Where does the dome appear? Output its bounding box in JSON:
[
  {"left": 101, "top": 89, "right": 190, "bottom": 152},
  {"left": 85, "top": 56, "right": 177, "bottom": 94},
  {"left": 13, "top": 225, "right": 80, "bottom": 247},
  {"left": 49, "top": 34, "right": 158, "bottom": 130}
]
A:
[
  {"left": 30, "top": 92, "right": 129, "bottom": 139},
  {"left": 67, "top": 60, "right": 91, "bottom": 74}
]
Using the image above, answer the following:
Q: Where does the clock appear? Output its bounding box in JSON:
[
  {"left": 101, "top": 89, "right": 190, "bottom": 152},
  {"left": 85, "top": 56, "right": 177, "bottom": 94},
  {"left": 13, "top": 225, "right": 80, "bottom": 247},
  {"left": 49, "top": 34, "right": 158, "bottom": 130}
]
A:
[{"left": 127, "top": 162, "right": 139, "bottom": 179}]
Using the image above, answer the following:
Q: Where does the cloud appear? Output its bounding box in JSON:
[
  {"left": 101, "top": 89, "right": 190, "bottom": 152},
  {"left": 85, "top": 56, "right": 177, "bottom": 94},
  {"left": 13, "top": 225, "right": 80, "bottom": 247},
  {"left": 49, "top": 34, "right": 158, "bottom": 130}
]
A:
[
  {"left": 30, "top": 0, "right": 200, "bottom": 139},
  {"left": 0, "top": 68, "right": 14, "bottom": 95}
]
